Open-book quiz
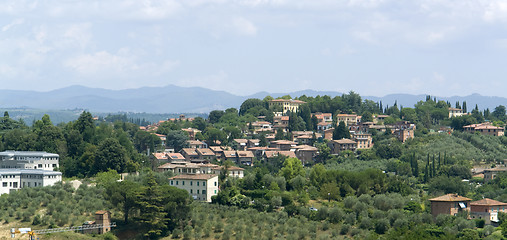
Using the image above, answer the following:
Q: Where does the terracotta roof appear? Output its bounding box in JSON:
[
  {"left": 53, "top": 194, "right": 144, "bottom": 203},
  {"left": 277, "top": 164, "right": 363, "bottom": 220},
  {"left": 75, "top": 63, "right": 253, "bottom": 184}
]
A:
[
  {"left": 233, "top": 139, "right": 248, "bottom": 144},
  {"left": 187, "top": 140, "right": 205, "bottom": 145},
  {"left": 167, "top": 153, "right": 185, "bottom": 160},
  {"left": 429, "top": 194, "right": 472, "bottom": 202},
  {"left": 332, "top": 139, "right": 357, "bottom": 144},
  {"left": 181, "top": 148, "right": 198, "bottom": 156},
  {"left": 271, "top": 140, "right": 297, "bottom": 145},
  {"left": 169, "top": 174, "right": 218, "bottom": 180},
  {"left": 237, "top": 151, "right": 254, "bottom": 158},
  {"left": 223, "top": 151, "right": 237, "bottom": 158},
  {"left": 153, "top": 153, "right": 168, "bottom": 160},
  {"left": 484, "top": 168, "right": 507, "bottom": 172},
  {"left": 197, "top": 148, "right": 215, "bottom": 156},
  {"left": 448, "top": 107, "right": 463, "bottom": 111},
  {"left": 471, "top": 198, "right": 507, "bottom": 206},
  {"left": 264, "top": 151, "right": 296, "bottom": 159},
  {"left": 475, "top": 125, "right": 504, "bottom": 130}
]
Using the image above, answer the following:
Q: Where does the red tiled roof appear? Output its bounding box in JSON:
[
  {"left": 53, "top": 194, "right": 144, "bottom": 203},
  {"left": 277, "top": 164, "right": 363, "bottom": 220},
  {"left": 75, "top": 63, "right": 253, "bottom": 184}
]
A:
[
  {"left": 429, "top": 194, "right": 472, "bottom": 202},
  {"left": 471, "top": 198, "right": 507, "bottom": 206}
]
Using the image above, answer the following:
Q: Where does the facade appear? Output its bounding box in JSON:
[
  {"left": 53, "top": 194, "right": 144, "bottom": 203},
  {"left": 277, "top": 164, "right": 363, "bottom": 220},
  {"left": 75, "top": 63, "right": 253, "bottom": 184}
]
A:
[
  {"left": 269, "top": 140, "right": 297, "bottom": 151},
  {"left": 232, "top": 139, "right": 248, "bottom": 151},
  {"left": 448, "top": 108, "right": 464, "bottom": 118},
  {"left": 294, "top": 145, "right": 319, "bottom": 165},
  {"left": 429, "top": 194, "right": 472, "bottom": 217},
  {"left": 187, "top": 140, "right": 206, "bottom": 149},
  {"left": 211, "top": 166, "right": 244, "bottom": 178},
  {"left": 268, "top": 99, "right": 306, "bottom": 114},
  {"left": 312, "top": 112, "right": 333, "bottom": 123},
  {"left": 352, "top": 133, "right": 373, "bottom": 149},
  {"left": 0, "top": 169, "right": 62, "bottom": 195},
  {"left": 336, "top": 114, "right": 359, "bottom": 126},
  {"left": 393, "top": 129, "right": 415, "bottom": 143},
  {"left": 483, "top": 168, "right": 507, "bottom": 182},
  {"left": 236, "top": 151, "right": 255, "bottom": 166},
  {"left": 470, "top": 198, "right": 507, "bottom": 224},
  {"left": 169, "top": 174, "right": 219, "bottom": 202},
  {"left": 328, "top": 139, "right": 357, "bottom": 154},
  {"left": 0, "top": 151, "right": 59, "bottom": 171}
]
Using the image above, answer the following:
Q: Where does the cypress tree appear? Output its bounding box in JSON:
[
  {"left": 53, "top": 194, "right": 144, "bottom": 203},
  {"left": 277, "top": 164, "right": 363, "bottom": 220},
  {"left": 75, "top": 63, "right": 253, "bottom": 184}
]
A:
[
  {"left": 432, "top": 155, "right": 436, "bottom": 177},
  {"left": 438, "top": 152, "right": 441, "bottom": 169}
]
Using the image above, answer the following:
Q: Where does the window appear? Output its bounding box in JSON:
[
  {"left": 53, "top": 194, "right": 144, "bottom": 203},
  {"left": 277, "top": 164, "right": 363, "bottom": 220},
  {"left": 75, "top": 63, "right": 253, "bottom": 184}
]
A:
[
  {"left": 202, "top": 190, "right": 206, "bottom": 194},
  {"left": 52, "top": 164, "right": 57, "bottom": 168},
  {"left": 190, "top": 181, "right": 193, "bottom": 186},
  {"left": 203, "top": 182, "right": 206, "bottom": 186},
  {"left": 214, "top": 182, "right": 217, "bottom": 186},
  {"left": 176, "top": 181, "right": 179, "bottom": 185},
  {"left": 197, "top": 190, "right": 199, "bottom": 194},
  {"left": 190, "top": 189, "right": 193, "bottom": 194},
  {"left": 2, "top": 182, "right": 6, "bottom": 187},
  {"left": 182, "top": 181, "right": 185, "bottom": 186},
  {"left": 13, "top": 182, "right": 17, "bottom": 188},
  {"left": 170, "top": 180, "right": 173, "bottom": 185},
  {"left": 197, "top": 182, "right": 199, "bottom": 186},
  {"left": 214, "top": 190, "right": 217, "bottom": 194}
]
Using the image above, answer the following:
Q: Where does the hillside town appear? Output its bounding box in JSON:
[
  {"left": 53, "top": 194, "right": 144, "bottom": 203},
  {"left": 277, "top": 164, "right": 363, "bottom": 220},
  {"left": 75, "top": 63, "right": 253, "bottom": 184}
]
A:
[{"left": 0, "top": 94, "right": 506, "bottom": 239}]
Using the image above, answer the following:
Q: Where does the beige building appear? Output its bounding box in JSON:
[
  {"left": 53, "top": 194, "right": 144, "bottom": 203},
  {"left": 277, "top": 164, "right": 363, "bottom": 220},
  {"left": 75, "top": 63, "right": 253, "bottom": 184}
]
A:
[
  {"left": 268, "top": 99, "right": 306, "bottom": 114},
  {"left": 429, "top": 194, "right": 471, "bottom": 217},
  {"left": 169, "top": 174, "right": 219, "bottom": 202},
  {"left": 448, "top": 108, "right": 464, "bottom": 118},
  {"left": 335, "top": 114, "right": 359, "bottom": 126},
  {"left": 463, "top": 123, "right": 505, "bottom": 136},
  {"left": 470, "top": 198, "right": 507, "bottom": 224},
  {"left": 352, "top": 133, "right": 373, "bottom": 149}
]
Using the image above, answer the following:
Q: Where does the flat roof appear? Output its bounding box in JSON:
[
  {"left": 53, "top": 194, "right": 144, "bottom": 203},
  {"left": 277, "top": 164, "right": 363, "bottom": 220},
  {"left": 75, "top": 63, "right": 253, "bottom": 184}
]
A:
[
  {"left": 0, "top": 169, "right": 62, "bottom": 175},
  {"left": 0, "top": 151, "right": 59, "bottom": 157}
]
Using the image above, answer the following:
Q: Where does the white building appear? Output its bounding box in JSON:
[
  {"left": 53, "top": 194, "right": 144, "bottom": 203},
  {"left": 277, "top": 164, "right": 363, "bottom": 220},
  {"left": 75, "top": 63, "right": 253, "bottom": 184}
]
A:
[
  {"left": 0, "top": 169, "right": 62, "bottom": 195},
  {"left": 0, "top": 151, "right": 59, "bottom": 171},
  {"left": 169, "top": 174, "right": 219, "bottom": 202}
]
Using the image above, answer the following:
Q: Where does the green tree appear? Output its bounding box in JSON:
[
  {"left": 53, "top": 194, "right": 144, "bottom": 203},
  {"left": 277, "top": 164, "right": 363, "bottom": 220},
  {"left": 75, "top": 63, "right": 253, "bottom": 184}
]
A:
[
  {"left": 166, "top": 130, "right": 189, "bottom": 152},
  {"left": 279, "top": 157, "right": 305, "bottom": 182},
  {"left": 75, "top": 111, "right": 95, "bottom": 142},
  {"left": 333, "top": 121, "right": 350, "bottom": 140},
  {"left": 106, "top": 180, "right": 141, "bottom": 224},
  {"left": 94, "top": 138, "right": 129, "bottom": 174},
  {"left": 239, "top": 99, "right": 265, "bottom": 115}
]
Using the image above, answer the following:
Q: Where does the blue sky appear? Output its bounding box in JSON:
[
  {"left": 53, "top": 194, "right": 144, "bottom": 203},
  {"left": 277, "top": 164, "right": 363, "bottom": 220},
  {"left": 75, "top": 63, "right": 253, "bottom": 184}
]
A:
[{"left": 1, "top": 0, "right": 507, "bottom": 97}]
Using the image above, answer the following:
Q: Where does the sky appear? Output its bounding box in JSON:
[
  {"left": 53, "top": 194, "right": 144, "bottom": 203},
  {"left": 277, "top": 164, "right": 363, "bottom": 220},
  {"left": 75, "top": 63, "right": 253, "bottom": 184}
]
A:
[{"left": 1, "top": 0, "right": 507, "bottom": 97}]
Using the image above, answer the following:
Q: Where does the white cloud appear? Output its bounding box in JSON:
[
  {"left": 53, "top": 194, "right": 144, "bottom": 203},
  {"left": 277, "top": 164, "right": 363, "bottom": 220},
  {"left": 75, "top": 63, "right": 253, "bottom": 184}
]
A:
[
  {"left": 232, "top": 17, "right": 258, "bottom": 36},
  {"left": 2, "top": 18, "right": 24, "bottom": 32},
  {"left": 64, "top": 51, "right": 134, "bottom": 74}
]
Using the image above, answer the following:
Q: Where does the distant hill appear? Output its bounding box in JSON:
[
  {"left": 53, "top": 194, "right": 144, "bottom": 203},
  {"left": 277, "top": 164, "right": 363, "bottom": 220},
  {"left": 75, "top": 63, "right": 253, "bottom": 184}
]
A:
[{"left": 0, "top": 85, "right": 505, "bottom": 114}]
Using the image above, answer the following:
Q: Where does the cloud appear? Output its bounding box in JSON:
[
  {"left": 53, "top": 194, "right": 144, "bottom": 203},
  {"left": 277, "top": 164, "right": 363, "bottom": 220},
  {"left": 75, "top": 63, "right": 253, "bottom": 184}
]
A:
[
  {"left": 232, "top": 17, "right": 258, "bottom": 36},
  {"left": 2, "top": 18, "right": 24, "bottom": 32},
  {"left": 64, "top": 50, "right": 134, "bottom": 74}
]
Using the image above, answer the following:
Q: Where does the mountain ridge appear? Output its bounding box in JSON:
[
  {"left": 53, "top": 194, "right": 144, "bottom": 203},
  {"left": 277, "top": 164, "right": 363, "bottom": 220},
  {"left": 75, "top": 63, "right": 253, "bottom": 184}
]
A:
[{"left": 0, "top": 85, "right": 504, "bottom": 113}]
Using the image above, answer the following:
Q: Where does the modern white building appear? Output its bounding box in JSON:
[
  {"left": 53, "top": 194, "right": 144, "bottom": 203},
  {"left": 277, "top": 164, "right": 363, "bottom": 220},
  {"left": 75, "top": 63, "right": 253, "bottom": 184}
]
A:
[
  {"left": 169, "top": 174, "right": 219, "bottom": 202},
  {"left": 0, "top": 169, "right": 62, "bottom": 195},
  {"left": 0, "top": 151, "right": 59, "bottom": 171}
]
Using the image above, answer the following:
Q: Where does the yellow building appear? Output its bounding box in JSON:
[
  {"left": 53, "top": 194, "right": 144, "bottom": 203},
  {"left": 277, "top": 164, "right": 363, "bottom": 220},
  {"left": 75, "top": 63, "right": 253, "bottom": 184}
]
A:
[{"left": 268, "top": 99, "right": 306, "bottom": 114}]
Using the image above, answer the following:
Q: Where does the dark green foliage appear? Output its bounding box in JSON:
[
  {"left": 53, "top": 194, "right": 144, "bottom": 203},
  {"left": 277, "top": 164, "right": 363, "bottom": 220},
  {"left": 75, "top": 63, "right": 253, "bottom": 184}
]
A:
[
  {"left": 165, "top": 130, "right": 189, "bottom": 152},
  {"left": 333, "top": 121, "right": 350, "bottom": 140}
]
